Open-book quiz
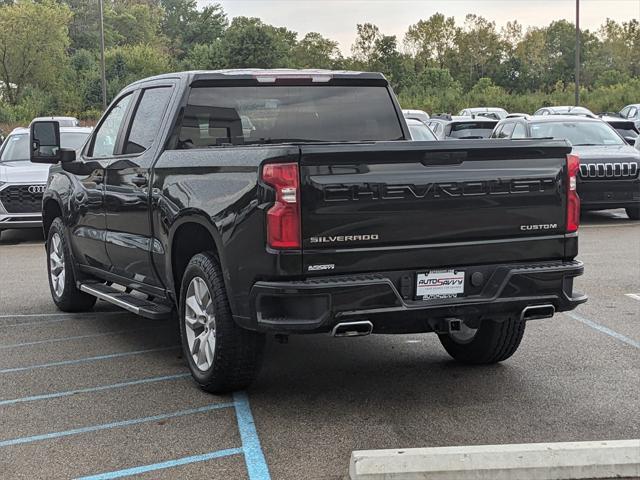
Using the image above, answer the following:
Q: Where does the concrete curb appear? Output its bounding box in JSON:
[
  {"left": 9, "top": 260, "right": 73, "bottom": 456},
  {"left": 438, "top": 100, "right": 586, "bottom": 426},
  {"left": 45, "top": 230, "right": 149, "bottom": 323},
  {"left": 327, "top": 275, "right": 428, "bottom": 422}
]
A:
[{"left": 349, "top": 439, "right": 640, "bottom": 480}]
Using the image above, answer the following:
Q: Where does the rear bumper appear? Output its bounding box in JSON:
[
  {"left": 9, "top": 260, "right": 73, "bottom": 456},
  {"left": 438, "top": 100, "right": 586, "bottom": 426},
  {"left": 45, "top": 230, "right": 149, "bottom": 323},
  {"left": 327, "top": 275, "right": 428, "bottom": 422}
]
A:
[{"left": 243, "top": 260, "right": 587, "bottom": 334}]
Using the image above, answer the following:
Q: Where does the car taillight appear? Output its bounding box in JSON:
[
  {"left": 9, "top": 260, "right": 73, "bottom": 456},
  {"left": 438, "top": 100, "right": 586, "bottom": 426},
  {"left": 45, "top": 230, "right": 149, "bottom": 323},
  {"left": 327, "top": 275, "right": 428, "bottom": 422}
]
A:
[
  {"left": 262, "top": 163, "right": 301, "bottom": 249},
  {"left": 566, "top": 153, "right": 580, "bottom": 233}
]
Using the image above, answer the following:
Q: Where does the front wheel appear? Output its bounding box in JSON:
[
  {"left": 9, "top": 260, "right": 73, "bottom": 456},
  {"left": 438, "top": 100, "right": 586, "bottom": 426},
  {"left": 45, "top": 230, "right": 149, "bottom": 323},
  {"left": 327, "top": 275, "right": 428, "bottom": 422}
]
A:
[
  {"left": 179, "top": 252, "right": 265, "bottom": 393},
  {"left": 625, "top": 206, "right": 640, "bottom": 220},
  {"left": 47, "top": 218, "right": 97, "bottom": 312},
  {"left": 438, "top": 316, "right": 525, "bottom": 364}
]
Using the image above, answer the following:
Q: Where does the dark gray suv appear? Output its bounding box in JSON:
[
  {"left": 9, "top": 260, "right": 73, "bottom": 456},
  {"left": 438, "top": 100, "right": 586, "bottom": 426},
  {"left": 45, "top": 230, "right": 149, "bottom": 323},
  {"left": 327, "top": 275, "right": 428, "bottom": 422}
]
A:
[{"left": 491, "top": 115, "right": 640, "bottom": 219}]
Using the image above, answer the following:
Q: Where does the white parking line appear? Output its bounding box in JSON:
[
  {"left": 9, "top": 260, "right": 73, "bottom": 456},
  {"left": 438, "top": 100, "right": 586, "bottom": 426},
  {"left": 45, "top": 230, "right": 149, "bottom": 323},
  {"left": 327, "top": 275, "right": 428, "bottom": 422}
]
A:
[
  {"left": 566, "top": 311, "right": 640, "bottom": 350},
  {"left": 625, "top": 293, "right": 640, "bottom": 302}
]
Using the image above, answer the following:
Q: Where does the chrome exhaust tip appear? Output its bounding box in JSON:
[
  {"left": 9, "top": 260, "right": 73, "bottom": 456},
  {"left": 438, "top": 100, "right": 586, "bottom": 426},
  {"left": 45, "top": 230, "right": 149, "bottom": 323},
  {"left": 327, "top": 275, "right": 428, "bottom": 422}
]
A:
[
  {"left": 521, "top": 304, "right": 555, "bottom": 321},
  {"left": 331, "top": 321, "right": 373, "bottom": 337}
]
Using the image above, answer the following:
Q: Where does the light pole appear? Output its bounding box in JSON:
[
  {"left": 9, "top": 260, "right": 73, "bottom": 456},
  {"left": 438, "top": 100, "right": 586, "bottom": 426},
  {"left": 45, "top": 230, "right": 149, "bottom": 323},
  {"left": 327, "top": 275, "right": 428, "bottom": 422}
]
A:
[
  {"left": 575, "top": 0, "right": 580, "bottom": 106},
  {"left": 98, "top": 0, "right": 107, "bottom": 110}
]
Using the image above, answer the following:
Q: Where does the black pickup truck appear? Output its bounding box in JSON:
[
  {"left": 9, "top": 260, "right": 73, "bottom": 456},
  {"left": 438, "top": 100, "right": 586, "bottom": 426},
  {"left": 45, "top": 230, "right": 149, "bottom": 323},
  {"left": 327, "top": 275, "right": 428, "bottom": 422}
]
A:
[{"left": 30, "top": 70, "right": 586, "bottom": 393}]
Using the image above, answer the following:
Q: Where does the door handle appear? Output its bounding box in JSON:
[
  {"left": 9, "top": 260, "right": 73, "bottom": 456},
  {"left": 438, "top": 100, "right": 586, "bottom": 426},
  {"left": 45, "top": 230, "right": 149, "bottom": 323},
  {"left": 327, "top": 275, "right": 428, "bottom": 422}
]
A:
[{"left": 131, "top": 175, "right": 148, "bottom": 187}]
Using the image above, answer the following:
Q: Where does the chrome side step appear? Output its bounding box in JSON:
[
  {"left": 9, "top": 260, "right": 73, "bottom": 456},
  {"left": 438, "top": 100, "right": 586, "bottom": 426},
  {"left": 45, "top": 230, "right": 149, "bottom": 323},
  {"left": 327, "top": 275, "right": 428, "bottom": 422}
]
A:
[{"left": 79, "top": 283, "right": 173, "bottom": 320}]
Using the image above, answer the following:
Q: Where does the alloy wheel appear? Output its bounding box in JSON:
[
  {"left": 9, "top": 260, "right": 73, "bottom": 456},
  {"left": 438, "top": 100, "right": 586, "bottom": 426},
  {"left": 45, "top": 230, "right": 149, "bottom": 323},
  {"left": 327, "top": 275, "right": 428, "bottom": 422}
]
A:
[
  {"left": 184, "top": 276, "right": 217, "bottom": 371},
  {"left": 49, "top": 233, "right": 65, "bottom": 298}
]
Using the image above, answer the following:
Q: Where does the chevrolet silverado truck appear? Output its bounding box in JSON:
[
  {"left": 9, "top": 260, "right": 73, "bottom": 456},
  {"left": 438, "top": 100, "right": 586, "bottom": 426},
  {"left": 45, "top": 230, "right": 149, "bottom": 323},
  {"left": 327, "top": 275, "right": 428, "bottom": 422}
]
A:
[{"left": 30, "top": 69, "right": 587, "bottom": 393}]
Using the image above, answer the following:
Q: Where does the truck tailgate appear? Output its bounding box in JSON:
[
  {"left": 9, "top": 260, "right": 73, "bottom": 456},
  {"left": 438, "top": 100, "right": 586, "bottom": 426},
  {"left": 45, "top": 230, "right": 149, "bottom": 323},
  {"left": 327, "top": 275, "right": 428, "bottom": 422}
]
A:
[{"left": 299, "top": 140, "right": 573, "bottom": 274}]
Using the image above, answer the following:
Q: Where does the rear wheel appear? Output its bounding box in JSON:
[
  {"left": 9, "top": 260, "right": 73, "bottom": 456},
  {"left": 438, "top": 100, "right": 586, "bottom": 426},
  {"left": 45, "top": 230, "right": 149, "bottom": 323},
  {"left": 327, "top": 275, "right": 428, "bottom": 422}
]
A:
[
  {"left": 179, "top": 252, "right": 265, "bottom": 393},
  {"left": 438, "top": 316, "right": 525, "bottom": 364},
  {"left": 626, "top": 206, "right": 640, "bottom": 220},
  {"left": 47, "top": 218, "right": 97, "bottom": 312}
]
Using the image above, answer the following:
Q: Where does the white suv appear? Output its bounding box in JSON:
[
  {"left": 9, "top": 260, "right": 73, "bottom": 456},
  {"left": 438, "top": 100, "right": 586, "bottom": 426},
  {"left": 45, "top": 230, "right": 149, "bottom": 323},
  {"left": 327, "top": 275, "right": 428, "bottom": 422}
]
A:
[{"left": 0, "top": 126, "right": 90, "bottom": 240}]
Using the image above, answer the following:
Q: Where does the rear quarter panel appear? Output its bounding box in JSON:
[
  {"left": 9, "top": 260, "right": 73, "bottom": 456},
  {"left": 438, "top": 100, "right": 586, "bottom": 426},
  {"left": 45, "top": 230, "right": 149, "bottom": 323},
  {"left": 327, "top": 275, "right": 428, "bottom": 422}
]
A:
[{"left": 150, "top": 146, "right": 300, "bottom": 318}]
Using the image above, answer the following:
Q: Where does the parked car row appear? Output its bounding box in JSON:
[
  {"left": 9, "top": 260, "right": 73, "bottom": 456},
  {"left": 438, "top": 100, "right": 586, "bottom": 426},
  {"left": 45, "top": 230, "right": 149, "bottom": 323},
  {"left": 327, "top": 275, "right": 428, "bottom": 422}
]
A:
[{"left": 402, "top": 104, "right": 640, "bottom": 220}]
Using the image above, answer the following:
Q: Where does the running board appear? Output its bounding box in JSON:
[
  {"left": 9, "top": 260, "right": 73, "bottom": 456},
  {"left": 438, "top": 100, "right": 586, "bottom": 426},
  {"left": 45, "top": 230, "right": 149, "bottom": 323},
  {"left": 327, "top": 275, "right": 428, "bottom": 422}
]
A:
[{"left": 78, "top": 283, "right": 173, "bottom": 320}]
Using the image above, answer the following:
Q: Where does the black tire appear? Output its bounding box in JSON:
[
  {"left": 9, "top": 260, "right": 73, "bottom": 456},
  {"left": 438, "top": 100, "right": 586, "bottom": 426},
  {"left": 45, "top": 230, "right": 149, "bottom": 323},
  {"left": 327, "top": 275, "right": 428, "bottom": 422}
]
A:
[
  {"left": 438, "top": 316, "right": 525, "bottom": 364},
  {"left": 625, "top": 206, "right": 640, "bottom": 220},
  {"left": 179, "top": 252, "right": 265, "bottom": 393},
  {"left": 46, "top": 218, "right": 97, "bottom": 312}
]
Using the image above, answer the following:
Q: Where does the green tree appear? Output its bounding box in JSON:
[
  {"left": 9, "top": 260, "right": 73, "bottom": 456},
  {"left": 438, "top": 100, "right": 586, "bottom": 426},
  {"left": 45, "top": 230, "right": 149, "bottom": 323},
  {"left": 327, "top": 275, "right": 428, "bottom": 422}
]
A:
[
  {"left": 221, "top": 17, "right": 296, "bottom": 68},
  {"left": 0, "top": 0, "right": 72, "bottom": 104},
  {"left": 294, "top": 32, "right": 341, "bottom": 69},
  {"left": 106, "top": 1, "right": 165, "bottom": 47},
  {"left": 351, "top": 23, "right": 381, "bottom": 65},
  {"left": 105, "top": 44, "right": 173, "bottom": 98},
  {"left": 451, "top": 15, "right": 505, "bottom": 89},
  {"left": 404, "top": 14, "right": 459, "bottom": 68},
  {"left": 160, "top": 0, "right": 227, "bottom": 57}
]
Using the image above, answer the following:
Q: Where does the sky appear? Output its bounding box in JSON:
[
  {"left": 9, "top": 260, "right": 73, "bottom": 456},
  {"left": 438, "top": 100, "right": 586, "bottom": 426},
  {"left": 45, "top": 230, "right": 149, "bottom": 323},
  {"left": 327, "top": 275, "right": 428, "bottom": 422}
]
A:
[{"left": 213, "top": 0, "right": 640, "bottom": 53}]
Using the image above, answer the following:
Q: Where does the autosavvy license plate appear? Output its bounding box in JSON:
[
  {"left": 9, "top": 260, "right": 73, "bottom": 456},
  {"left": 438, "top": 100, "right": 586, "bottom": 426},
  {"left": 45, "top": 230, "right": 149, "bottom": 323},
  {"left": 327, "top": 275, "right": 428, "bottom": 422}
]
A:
[{"left": 416, "top": 269, "right": 465, "bottom": 299}]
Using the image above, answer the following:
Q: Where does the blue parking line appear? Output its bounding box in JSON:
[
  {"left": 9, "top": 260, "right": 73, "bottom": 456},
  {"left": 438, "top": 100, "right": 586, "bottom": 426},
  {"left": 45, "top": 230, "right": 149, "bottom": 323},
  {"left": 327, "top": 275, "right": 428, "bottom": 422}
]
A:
[
  {"left": 0, "top": 327, "right": 155, "bottom": 350},
  {"left": 0, "top": 346, "right": 179, "bottom": 374},
  {"left": 0, "top": 402, "right": 234, "bottom": 448},
  {"left": 75, "top": 447, "right": 243, "bottom": 479},
  {"left": 566, "top": 311, "right": 640, "bottom": 349},
  {"left": 234, "top": 391, "right": 271, "bottom": 480},
  {"left": 0, "top": 373, "right": 191, "bottom": 407}
]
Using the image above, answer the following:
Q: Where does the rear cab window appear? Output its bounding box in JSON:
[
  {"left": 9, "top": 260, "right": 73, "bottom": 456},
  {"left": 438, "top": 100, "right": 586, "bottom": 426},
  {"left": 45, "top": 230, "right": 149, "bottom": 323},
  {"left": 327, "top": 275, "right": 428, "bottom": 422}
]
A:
[
  {"left": 446, "top": 121, "right": 498, "bottom": 139},
  {"left": 174, "top": 84, "right": 404, "bottom": 148}
]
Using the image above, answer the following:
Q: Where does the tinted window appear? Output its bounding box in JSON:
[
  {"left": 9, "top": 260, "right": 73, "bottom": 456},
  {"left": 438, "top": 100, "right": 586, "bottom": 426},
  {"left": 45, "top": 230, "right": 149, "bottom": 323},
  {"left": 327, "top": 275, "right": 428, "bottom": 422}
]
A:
[
  {"left": 175, "top": 85, "right": 403, "bottom": 148},
  {"left": 530, "top": 121, "right": 625, "bottom": 146},
  {"left": 447, "top": 122, "right": 497, "bottom": 139},
  {"left": 91, "top": 94, "right": 132, "bottom": 157},
  {"left": 0, "top": 131, "right": 90, "bottom": 162},
  {"left": 491, "top": 125, "right": 503, "bottom": 138},
  {"left": 512, "top": 123, "right": 527, "bottom": 139},
  {"left": 124, "top": 87, "right": 173, "bottom": 154},
  {"left": 611, "top": 124, "right": 638, "bottom": 139}
]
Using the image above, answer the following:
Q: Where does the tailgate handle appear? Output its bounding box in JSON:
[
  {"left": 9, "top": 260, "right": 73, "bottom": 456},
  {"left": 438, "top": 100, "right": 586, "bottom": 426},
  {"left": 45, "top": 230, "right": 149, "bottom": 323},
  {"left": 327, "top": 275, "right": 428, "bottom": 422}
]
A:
[{"left": 421, "top": 151, "right": 466, "bottom": 166}]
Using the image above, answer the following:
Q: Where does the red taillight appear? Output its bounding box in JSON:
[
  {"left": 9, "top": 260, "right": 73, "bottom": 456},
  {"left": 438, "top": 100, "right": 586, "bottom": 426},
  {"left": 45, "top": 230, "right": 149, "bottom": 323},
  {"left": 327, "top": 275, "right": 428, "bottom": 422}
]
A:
[
  {"left": 262, "top": 163, "right": 301, "bottom": 249},
  {"left": 566, "top": 153, "right": 580, "bottom": 233}
]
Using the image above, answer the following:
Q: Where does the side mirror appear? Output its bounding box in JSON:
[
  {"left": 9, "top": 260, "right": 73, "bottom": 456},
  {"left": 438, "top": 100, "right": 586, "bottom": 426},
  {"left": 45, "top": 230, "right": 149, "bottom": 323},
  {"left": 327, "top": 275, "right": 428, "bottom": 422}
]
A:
[
  {"left": 624, "top": 136, "right": 636, "bottom": 145},
  {"left": 30, "top": 121, "right": 75, "bottom": 164}
]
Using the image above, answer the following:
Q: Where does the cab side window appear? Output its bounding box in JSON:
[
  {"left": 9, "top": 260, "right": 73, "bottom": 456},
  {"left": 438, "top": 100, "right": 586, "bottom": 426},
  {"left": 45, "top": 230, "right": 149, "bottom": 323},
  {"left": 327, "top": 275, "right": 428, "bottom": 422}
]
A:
[
  {"left": 628, "top": 107, "right": 638, "bottom": 120},
  {"left": 90, "top": 94, "right": 132, "bottom": 158},
  {"left": 491, "top": 125, "right": 503, "bottom": 138},
  {"left": 124, "top": 87, "right": 173, "bottom": 155}
]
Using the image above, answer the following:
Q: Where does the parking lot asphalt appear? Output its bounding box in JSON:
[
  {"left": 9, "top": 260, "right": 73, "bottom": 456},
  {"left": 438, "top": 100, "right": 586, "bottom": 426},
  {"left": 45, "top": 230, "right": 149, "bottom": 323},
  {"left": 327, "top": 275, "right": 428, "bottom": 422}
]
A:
[{"left": 0, "top": 210, "right": 638, "bottom": 480}]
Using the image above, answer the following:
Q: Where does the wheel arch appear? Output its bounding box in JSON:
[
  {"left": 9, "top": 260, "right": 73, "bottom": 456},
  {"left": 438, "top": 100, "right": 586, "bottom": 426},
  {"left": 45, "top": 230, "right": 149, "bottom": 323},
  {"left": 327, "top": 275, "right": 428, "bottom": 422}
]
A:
[
  {"left": 42, "top": 196, "right": 63, "bottom": 238},
  {"left": 168, "top": 212, "right": 227, "bottom": 301}
]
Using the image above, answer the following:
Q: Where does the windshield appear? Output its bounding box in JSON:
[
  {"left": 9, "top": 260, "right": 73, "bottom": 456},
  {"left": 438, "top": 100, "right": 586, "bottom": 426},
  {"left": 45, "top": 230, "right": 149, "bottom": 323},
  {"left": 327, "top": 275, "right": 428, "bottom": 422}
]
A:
[
  {"left": 447, "top": 122, "right": 497, "bottom": 139},
  {"left": 408, "top": 122, "right": 437, "bottom": 141},
  {"left": 529, "top": 121, "right": 625, "bottom": 146},
  {"left": 0, "top": 132, "right": 89, "bottom": 162},
  {"left": 176, "top": 85, "right": 404, "bottom": 147}
]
